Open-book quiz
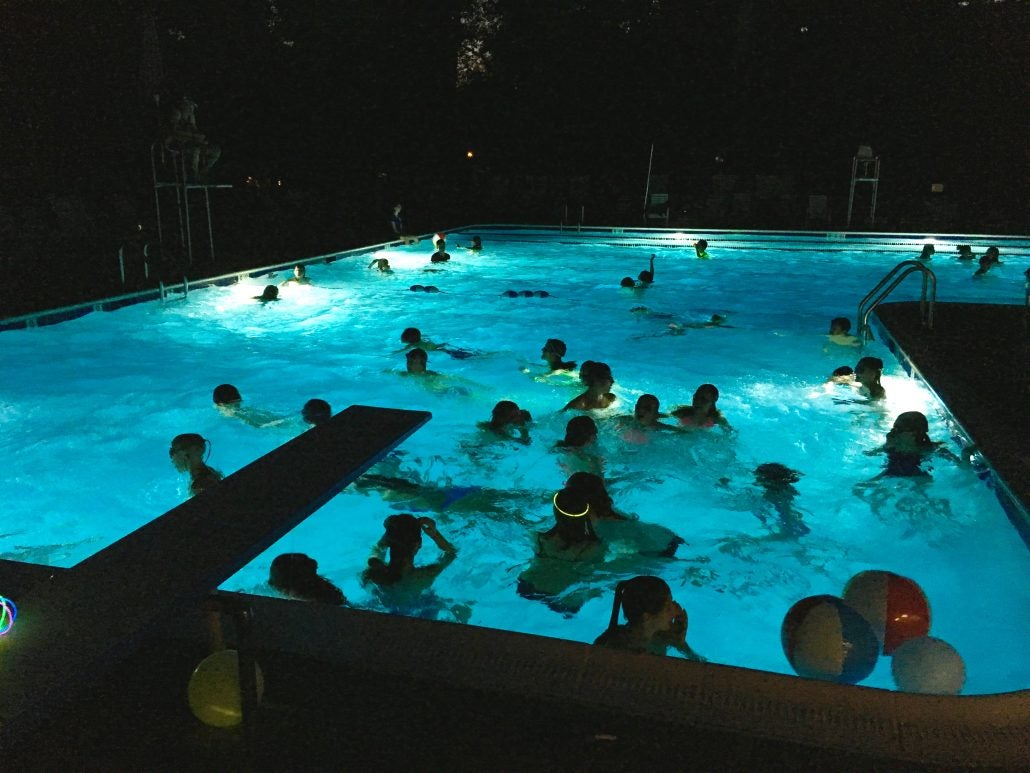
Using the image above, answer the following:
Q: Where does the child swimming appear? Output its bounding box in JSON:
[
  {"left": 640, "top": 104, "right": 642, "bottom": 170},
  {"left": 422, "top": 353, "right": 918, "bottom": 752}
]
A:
[{"left": 168, "top": 433, "right": 223, "bottom": 497}]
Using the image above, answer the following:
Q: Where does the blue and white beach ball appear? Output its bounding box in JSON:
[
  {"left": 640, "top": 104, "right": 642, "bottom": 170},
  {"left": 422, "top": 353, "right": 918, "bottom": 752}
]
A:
[
  {"left": 891, "top": 636, "right": 965, "bottom": 695},
  {"left": 781, "top": 595, "right": 879, "bottom": 684}
]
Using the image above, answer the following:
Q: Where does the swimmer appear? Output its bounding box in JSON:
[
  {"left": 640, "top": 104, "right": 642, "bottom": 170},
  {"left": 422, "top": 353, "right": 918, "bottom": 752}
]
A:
[
  {"left": 555, "top": 415, "right": 598, "bottom": 449},
  {"left": 301, "top": 398, "right": 331, "bottom": 426},
  {"left": 403, "top": 347, "right": 439, "bottom": 376},
  {"left": 753, "top": 463, "right": 810, "bottom": 537},
  {"left": 269, "top": 553, "right": 346, "bottom": 605},
  {"left": 827, "top": 365, "right": 856, "bottom": 385},
  {"left": 956, "top": 245, "right": 975, "bottom": 261},
  {"left": 516, "top": 489, "right": 606, "bottom": 614},
  {"left": 563, "top": 361, "right": 617, "bottom": 411},
  {"left": 409, "top": 284, "right": 442, "bottom": 293},
  {"left": 567, "top": 471, "right": 685, "bottom": 557},
  {"left": 638, "top": 254, "right": 656, "bottom": 284},
  {"left": 918, "top": 243, "right": 935, "bottom": 261},
  {"left": 594, "top": 576, "right": 705, "bottom": 660},
  {"left": 671, "top": 384, "right": 730, "bottom": 429},
  {"left": 973, "top": 246, "right": 1001, "bottom": 277},
  {"left": 694, "top": 239, "right": 710, "bottom": 259},
  {"left": 541, "top": 338, "right": 577, "bottom": 373},
  {"left": 854, "top": 356, "right": 885, "bottom": 401},
  {"left": 280, "top": 264, "right": 311, "bottom": 286},
  {"left": 479, "top": 400, "right": 532, "bottom": 444},
  {"left": 363, "top": 513, "right": 457, "bottom": 590},
  {"left": 400, "top": 327, "right": 477, "bottom": 359},
  {"left": 254, "top": 284, "right": 279, "bottom": 302},
  {"left": 619, "top": 277, "right": 638, "bottom": 289},
  {"left": 368, "top": 258, "right": 392, "bottom": 272},
  {"left": 827, "top": 317, "right": 861, "bottom": 347},
  {"left": 619, "top": 394, "right": 679, "bottom": 432},
  {"left": 169, "top": 433, "right": 223, "bottom": 497},
  {"left": 212, "top": 383, "right": 287, "bottom": 428},
  {"left": 430, "top": 240, "right": 451, "bottom": 263},
  {"left": 864, "top": 411, "right": 960, "bottom": 478},
  {"left": 467, "top": 235, "right": 482, "bottom": 252}
]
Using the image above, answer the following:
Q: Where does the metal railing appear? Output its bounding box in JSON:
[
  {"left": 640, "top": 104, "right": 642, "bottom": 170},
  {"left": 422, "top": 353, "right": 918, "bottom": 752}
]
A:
[{"left": 857, "top": 260, "right": 936, "bottom": 341}]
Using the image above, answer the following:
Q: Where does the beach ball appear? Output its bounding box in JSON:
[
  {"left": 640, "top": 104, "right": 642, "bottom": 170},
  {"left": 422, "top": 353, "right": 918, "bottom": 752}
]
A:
[
  {"left": 187, "top": 649, "right": 265, "bottom": 728},
  {"left": 891, "top": 636, "right": 965, "bottom": 695},
  {"left": 781, "top": 595, "right": 879, "bottom": 684},
  {"left": 843, "top": 570, "right": 930, "bottom": 655}
]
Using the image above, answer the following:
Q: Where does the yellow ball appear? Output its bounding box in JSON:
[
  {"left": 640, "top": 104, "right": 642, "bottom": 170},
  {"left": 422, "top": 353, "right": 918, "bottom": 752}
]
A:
[{"left": 187, "top": 649, "right": 265, "bottom": 727}]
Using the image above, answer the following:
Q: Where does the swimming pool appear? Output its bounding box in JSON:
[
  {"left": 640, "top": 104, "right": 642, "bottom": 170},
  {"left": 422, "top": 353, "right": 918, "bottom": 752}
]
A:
[{"left": 1, "top": 228, "right": 1027, "bottom": 695}]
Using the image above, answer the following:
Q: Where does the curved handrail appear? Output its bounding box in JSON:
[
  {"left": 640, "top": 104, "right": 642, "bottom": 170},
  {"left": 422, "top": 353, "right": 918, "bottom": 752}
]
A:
[{"left": 858, "top": 260, "right": 936, "bottom": 341}]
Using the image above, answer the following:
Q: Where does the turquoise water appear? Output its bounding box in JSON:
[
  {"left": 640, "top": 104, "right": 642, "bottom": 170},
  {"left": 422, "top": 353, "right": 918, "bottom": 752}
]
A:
[{"left": 1, "top": 236, "right": 1027, "bottom": 694}]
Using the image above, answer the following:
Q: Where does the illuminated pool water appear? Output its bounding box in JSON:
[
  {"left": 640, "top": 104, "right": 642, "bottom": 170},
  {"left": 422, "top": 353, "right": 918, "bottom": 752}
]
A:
[{"left": 1, "top": 233, "right": 1027, "bottom": 694}]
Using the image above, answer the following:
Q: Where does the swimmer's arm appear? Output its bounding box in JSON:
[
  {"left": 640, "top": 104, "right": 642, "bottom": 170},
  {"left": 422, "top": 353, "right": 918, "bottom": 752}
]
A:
[
  {"left": 670, "top": 641, "right": 708, "bottom": 662},
  {"left": 419, "top": 517, "right": 456, "bottom": 554},
  {"left": 863, "top": 444, "right": 886, "bottom": 456},
  {"left": 934, "top": 445, "right": 963, "bottom": 464}
]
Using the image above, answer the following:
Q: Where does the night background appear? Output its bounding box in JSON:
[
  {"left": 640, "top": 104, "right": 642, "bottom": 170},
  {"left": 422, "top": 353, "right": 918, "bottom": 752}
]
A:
[{"left": 1, "top": 0, "right": 1026, "bottom": 315}]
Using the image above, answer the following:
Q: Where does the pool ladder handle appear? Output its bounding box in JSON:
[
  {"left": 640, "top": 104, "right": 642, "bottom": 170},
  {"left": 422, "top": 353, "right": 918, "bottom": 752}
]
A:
[{"left": 857, "top": 260, "right": 936, "bottom": 342}]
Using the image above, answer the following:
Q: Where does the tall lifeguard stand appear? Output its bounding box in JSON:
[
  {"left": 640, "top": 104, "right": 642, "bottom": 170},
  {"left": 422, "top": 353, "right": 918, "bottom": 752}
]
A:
[
  {"left": 847, "top": 145, "right": 880, "bottom": 229},
  {"left": 151, "top": 142, "right": 232, "bottom": 266}
]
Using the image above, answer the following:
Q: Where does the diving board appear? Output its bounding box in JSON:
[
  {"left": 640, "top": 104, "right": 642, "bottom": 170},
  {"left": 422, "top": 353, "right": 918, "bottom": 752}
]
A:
[{"left": 0, "top": 405, "right": 430, "bottom": 744}]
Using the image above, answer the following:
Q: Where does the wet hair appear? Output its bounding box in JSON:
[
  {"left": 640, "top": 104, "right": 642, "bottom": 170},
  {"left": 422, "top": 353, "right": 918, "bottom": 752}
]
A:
[
  {"left": 620, "top": 277, "right": 636, "bottom": 288},
  {"left": 919, "top": 244, "right": 935, "bottom": 257},
  {"left": 260, "top": 285, "right": 279, "bottom": 301},
  {"left": 534, "top": 290, "right": 550, "bottom": 297},
  {"left": 519, "top": 290, "right": 534, "bottom": 297},
  {"left": 546, "top": 488, "right": 598, "bottom": 548},
  {"left": 294, "top": 264, "right": 306, "bottom": 276},
  {"left": 693, "top": 383, "right": 719, "bottom": 404},
  {"left": 984, "top": 246, "right": 1000, "bottom": 261},
  {"left": 831, "top": 365, "right": 855, "bottom": 378},
  {"left": 409, "top": 285, "right": 425, "bottom": 292},
  {"left": 406, "top": 348, "right": 428, "bottom": 363},
  {"left": 560, "top": 415, "right": 598, "bottom": 447},
  {"left": 490, "top": 400, "right": 523, "bottom": 427},
  {"left": 471, "top": 236, "right": 482, "bottom": 247},
  {"left": 170, "top": 433, "right": 208, "bottom": 457},
  {"left": 502, "top": 290, "right": 519, "bottom": 297},
  {"left": 755, "top": 462, "right": 802, "bottom": 487},
  {"left": 607, "top": 576, "right": 672, "bottom": 628},
  {"left": 565, "top": 471, "right": 613, "bottom": 518},
  {"left": 302, "top": 398, "right": 331, "bottom": 425},
  {"left": 580, "top": 361, "right": 614, "bottom": 389},
  {"left": 400, "top": 327, "right": 422, "bottom": 344},
  {"left": 696, "top": 239, "right": 708, "bottom": 250},
  {"left": 855, "top": 356, "right": 883, "bottom": 375},
  {"left": 213, "top": 383, "right": 242, "bottom": 405},
  {"left": 638, "top": 270, "right": 654, "bottom": 283},
  {"left": 890, "top": 411, "right": 930, "bottom": 438},
  {"left": 366, "top": 514, "right": 423, "bottom": 585},
  {"left": 543, "top": 338, "right": 567, "bottom": 357},
  {"left": 424, "top": 286, "right": 441, "bottom": 293},
  {"left": 269, "top": 553, "right": 345, "bottom": 605},
  {"left": 956, "top": 245, "right": 973, "bottom": 256},
  {"left": 634, "top": 393, "right": 660, "bottom": 419},
  {"left": 830, "top": 317, "right": 852, "bottom": 334}
]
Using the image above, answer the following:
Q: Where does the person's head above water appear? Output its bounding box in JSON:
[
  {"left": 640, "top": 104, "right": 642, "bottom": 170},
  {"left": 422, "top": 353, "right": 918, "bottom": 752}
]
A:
[
  {"left": 213, "top": 383, "right": 242, "bottom": 406},
  {"left": 564, "top": 471, "right": 614, "bottom": 518},
  {"left": 561, "top": 415, "right": 598, "bottom": 447},
  {"left": 269, "top": 552, "right": 345, "bottom": 605},
  {"left": 919, "top": 243, "right": 935, "bottom": 259},
  {"left": 302, "top": 398, "right": 331, "bottom": 426},
  {"left": 400, "top": 327, "right": 422, "bottom": 344},
  {"left": 580, "top": 361, "right": 614, "bottom": 389},
  {"left": 634, "top": 393, "right": 660, "bottom": 421},
  {"left": 692, "top": 383, "right": 719, "bottom": 407},
  {"left": 294, "top": 265, "right": 306, "bottom": 278},
  {"left": 405, "top": 347, "right": 429, "bottom": 373},
  {"left": 543, "top": 338, "right": 567, "bottom": 358},
  {"left": 855, "top": 356, "right": 883, "bottom": 383},
  {"left": 620, "top": 277, "right": 636, "bottom": 288},
  {"left": 891, "top": 410, "right": 930, "bottom": 436},
  {"left": 169, "top": 433, "right": 209, "bottom": 470},
  {"left": 381, "top": 513, "right": 423, "bottom": 557},
  {"left": 490, "top": 399, "right": 530, "bottom": 428},
  {"left": 607, "top": 575, "right": 679, "bottom": 631},
  {"left": 258, "top": 285, "right": 279, "bottom": 301},
  {"left": 829, "top": 317, "right": 852, "bottom": 335}
]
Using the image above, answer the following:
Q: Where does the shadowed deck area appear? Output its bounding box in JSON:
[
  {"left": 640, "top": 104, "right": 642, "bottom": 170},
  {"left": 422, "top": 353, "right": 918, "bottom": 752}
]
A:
[{"left": 873, "top": 301, "right": 1029, "bottom": 523}]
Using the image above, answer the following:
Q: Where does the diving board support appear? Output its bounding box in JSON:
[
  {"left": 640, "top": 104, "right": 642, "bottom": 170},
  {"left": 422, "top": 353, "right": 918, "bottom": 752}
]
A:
[{"left": 0, "top": 404, "right": 431, "bottom": 745}]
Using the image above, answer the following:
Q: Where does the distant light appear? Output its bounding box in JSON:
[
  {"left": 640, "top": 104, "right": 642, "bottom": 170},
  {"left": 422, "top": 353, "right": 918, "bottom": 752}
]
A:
[
  {"left": 930, "top": 183, "right": 944, "bottom": 193},
  {"left": 800, "top": 26, "right": 809, "bottom": 33},
  {"left": 277, "top": 179, "right": 283, "bottom": 187},
  {"left": 466, "top": 150, "right": 475, "bottom": 159},
  {"left": 714, "top": 155, "right": 725, "bottom": 164}
]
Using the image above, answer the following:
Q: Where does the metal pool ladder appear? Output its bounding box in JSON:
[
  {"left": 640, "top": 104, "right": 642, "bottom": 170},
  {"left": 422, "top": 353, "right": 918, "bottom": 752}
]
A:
[{"left": 857, "top": 260, "right": 936, "bottom": 342}]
